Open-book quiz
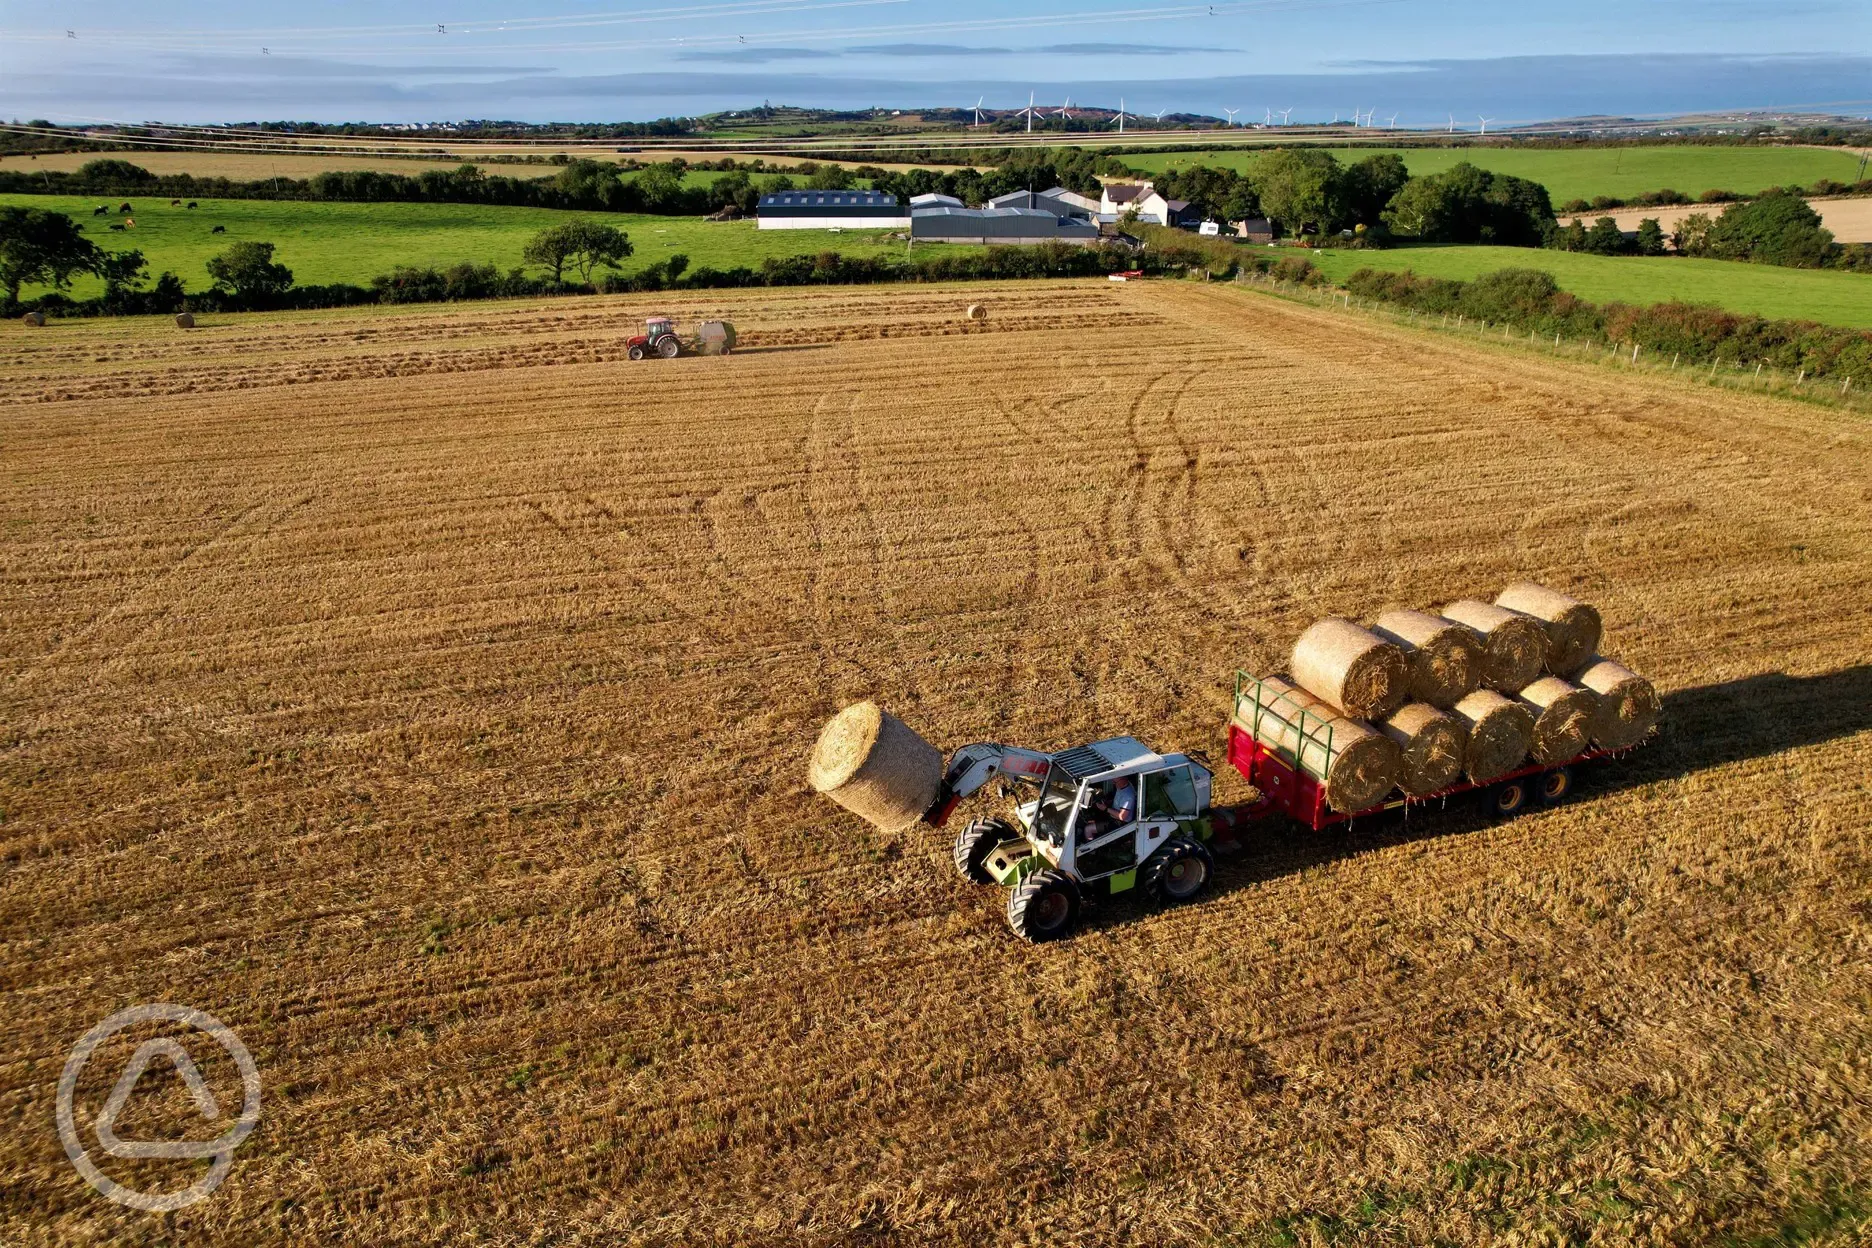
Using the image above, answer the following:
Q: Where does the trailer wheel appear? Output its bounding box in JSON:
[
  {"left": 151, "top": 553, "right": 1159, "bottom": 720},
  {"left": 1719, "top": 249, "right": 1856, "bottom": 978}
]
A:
[
  {"left": 627, "top": 344, "right": 645, "bottom": 361},
  {"left": 1539, "top": 766, "right": 1573, "bottom": 804},
  {"left": 953, "top": 817, "right": 1015, "bottom": 884},
  {"left": 1142, "top": 835, "right": 1213, "bottom": 903},
  {"left": 1006, "top": 868, "right": 1080, "bottom": 942},
  {"left": 1486, "top": 780, "right": 1530, "bottom": 818}
]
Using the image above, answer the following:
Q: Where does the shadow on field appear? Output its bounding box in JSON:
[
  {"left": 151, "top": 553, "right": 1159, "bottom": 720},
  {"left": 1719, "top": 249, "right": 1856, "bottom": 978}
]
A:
[{"left": 1084, "top": 664, "right": 1872, "bottom": 934}]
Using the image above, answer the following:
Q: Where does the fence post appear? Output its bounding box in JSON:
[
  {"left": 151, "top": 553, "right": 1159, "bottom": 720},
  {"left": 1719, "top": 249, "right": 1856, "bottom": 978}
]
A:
[
  {"left": 1797, "top": 368, "right": 1805, "bottom": 386},
  {"left": 1671, "top": 352, "right": 1679, "bottom": 370},
  {"left": 1631, "top": 343, "right": 1639, "bottom": 364}
]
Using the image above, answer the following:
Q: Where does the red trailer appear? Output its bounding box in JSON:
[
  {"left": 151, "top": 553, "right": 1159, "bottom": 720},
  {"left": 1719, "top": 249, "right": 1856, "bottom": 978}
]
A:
[{"left": 1220, "top": 670, "right": 1648, "bottom": 830}]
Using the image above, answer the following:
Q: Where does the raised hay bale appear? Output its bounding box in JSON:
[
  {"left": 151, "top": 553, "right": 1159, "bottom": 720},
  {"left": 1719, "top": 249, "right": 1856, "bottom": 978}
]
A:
[
  {"left": 1575, "top": 657, "right": 1661, "bottom": 749},
  {"left": 22, "top": 311, "right": 47, "bottom": 327},
  {"left": 1290, "top": 617, "right": 1410, "bottom": 720},
  {"left": 1495, "top": 582, "right": 1602, "bottom": 675},
  {"left": 1440, "top": 600, "right": 1547, "bottom": 693},
  {"left": 175, "top": 312, "right": 196, "bottom": 329},
  {"left": 1516, "top": 676, "right": 1600, "bottom": 765},
  {"left": 1380, "top": 702, "right": 1467, "bottom": 795},
  {"left": 808, "top": 701, "right": 943, "bottom": 832},
  {"left": 965, "top": 304, "right": 986, "bottom": 321},
  {"left": 1371, "top": 609, "right": 1484, "bottom": 708},
  {"left": 1449, "top": 688, "right": 1536, "bottom": 783},
  {"left": 1235, "top": 674, "right": 1401, "bottom": 813}
]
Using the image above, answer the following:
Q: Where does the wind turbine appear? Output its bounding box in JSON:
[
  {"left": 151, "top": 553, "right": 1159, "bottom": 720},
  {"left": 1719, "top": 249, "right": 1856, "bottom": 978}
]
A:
[
  {"left": 971, "top": 96, "right": 985, "bottom": 128},
  {"left": 1263, "top": 107, "right": 1273, "bottom": 125},
  {"left": 1477, "top": 115, "right": 1493, "bottom": 134},
  {"left": 1224, "top": 107, "right": 1240, "bottom": 126},
  {"left": 1151, "top": 108, "right": 1167, "bottom": 124},
  {"left": 1447, "top": 113, "right": 1456, "bottom": 133},
  {"left": 1111, "top": 97, "right": 1132, "bottom": 133},
  {"left": 1017, "top": 90, "right": 1040, "bottom": 133},
  {"left": 1279, "top": 106, "right": 1293, "bottom": 125},
  {"left": 1054, "top": 96, "right": 1074, "bottom": 120},
  {"left": 1386, "top": 112, "right": 1398, "bottom": 128}
]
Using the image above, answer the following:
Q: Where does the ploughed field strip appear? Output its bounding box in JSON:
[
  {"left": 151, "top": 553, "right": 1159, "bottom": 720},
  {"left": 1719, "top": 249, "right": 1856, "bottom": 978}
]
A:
[{"left": 2, "top": 280, "right": 1870, "bottom": 1245}]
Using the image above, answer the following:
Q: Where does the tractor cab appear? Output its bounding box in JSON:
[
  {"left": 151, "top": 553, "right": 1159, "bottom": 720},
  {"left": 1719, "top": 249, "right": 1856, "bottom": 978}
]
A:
[
  {"left": 960, "top": 737, "right": 1215, "bottom": 941},
  {"left": 627, "top": 315, "right": 682, "bottom": 360}
]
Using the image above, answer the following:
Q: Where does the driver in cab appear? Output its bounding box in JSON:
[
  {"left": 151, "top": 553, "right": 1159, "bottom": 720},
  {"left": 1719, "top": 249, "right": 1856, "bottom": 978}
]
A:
[{"left": 1080, "top": 776, "right": 1137, "bottom": 842}]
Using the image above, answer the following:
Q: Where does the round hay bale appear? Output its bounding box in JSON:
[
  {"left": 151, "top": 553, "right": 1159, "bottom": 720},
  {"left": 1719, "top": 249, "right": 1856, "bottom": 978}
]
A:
[
  {"left": 174, "top": 312, "right": 195, "bottom": 329},
  {"left": 1370, "top": 608, "right": 1485, "bottom": 708},
  {"left": 1575, "top": 657, "right": 1660, "bottom": 749},
  {"left": 1237, "top": 674, "right": 1401, "bottom": 813},
  {"left": 965, "top": 303, "right": 986, "bottom": 321},
  {"left": 1449, "top": 688, "right": 1536, "bottom": 783},
  {"left": 1440, "top": 600, "right": 1547, "bottom": 692},
  {"left": 21, "top": 310, "right": 46, "bottom": 327},
  {"left": 1289, "top": 617, "right": 1410, "bottom": 720},
  {"left": 1495, "top": 582, "right": 1602, "bottom": 675},
  {"left": 808, "top": 701, "right": 943, "bottom": 832},
  {"left": 1516, "top": 676, "right": 1600, "bottom": 765},
  {"left": 1379, "top": 702, "right": 1467, "bottom": 795}
]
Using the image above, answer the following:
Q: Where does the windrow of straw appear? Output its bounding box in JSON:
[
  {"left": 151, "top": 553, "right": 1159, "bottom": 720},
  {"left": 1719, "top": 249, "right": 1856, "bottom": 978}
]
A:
[{"left": 1235, "top": 674, "right": 1403, "bottom": 813}]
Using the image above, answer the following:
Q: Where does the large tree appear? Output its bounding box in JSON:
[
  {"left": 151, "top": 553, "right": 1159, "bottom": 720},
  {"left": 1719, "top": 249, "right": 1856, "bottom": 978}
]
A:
[
  {"left": 1338, "top": 153, "right": 1409, "bottom": 228},
  {"left": 206, "top": 240, "right": 295, "bottom": 303},
  {"left": 0, "top": 206, "right": 102, "bottom": 305},
  {"left": 522, "top": 220, "right": 633, "bottom": 285},
  {"left": 1382, "top": 162, "right": 1553, "bottom": 246},
  {"left": 1706, "top": 190, "right": 1836, "bottom": 267},
  {"left": 1250, "top": 149, "right": 1342, "bottom": 237}
]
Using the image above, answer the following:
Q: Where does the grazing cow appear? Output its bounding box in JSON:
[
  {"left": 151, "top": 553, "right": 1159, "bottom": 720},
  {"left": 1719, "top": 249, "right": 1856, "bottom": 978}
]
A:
[
  {"left": 118, "top": 202, "right": 132, "bottom": 213},
  {"left": 170, "top": 199, "right": 182, "bottom": 206},
  {"left": 108, "top": 223, "right": 126, "bottom": 231},
  {"left": 93, "top": 204, "right": 109, "bottom": 216},
  {"left": 211, "top": 225, "right": 226, "bottom": 234},
  {"left": 186, "top": 201, "right": 198, "bottom": 209},
  {"left": 124, "top": 218, "right": 135, "bottom": 227}
]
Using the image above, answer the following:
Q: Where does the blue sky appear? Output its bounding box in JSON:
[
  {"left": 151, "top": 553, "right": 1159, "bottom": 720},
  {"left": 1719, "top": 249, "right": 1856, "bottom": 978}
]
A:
[{"left": 1, "top": 0, "right": 1868, "bottom": 124}]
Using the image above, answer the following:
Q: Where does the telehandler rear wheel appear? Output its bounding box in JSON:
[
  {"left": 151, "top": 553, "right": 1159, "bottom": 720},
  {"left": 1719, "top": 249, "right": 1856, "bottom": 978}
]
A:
[
  {"left": 1142, "top": 835, "right": 1213, "bottom": 903},
  {"left": 1006, "top": 868, "right": 1080, "bottom": 942},
  {"left": 953, "top": 817, "right": 1015, "bottom": 884}
]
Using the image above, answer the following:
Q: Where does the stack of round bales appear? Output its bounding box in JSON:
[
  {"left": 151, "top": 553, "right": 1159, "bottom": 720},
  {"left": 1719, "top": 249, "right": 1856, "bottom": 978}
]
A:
[{"left": 807, "top": 701, "right": 943, "bottom": 832}]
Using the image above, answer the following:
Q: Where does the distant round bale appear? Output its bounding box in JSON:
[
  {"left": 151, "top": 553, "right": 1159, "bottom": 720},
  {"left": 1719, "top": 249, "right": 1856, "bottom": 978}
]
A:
[
  {"left": 1449, "top": 688, "right": 1536, "bottom": 784},
  {"left": 1495, "top": 582, "right": 1602, "bottom": 676},
  {"left": 22, "top": 311, "right": 46, "bottom": 327},
  {"left": 174, "top": 312, "right": 195, "bottom": 329},
  {"left": 1575, "top": 658, "right": 1661, "bottom": 749},
  {"left": 1380, "top": 702, "right": 1467, "bottom": 795},
  {"left": 1440, "top": 600, "right": 1548, "bottom": 693},
  {"left": 965, "top": 303, "right": 986, "bottom": 321},
  {"left": 1370, "top": 608, "right": 1484, "bottom": 707},
  {"left": 808, "top": 701, "right": 943, "bottom": 833},
  {"left": 1290, "top": 617, "right": 1410, "bottom": 720},
  {"left": 1515, "top": 676, "right": 1600, "bottom": 765},
  {"left": 1238, "top": 674, "right": 1401, "bottom": 813}
]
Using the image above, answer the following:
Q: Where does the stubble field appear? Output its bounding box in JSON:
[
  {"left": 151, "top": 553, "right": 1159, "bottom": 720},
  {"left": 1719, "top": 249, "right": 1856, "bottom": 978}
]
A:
[{"left": 2, "top": 279, "right": 1869, "bottom": 1246}]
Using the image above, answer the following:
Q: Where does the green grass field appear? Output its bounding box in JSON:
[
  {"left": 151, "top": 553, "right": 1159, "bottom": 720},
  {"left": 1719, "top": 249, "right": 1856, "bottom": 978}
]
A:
[
  {"left": 1305, "top": 245, "right": 1872, "bottom": 329},
  {"left": 4, "top": 194, "right": 914, "bottom": 298},
  {"left": 1125, "top": 146, "right": 1870, "bottom": 205}
]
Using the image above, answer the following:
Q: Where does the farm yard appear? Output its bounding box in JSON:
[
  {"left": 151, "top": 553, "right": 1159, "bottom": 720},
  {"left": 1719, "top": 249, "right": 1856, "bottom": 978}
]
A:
[
  {"left": 0, "top": 194, "right": 918, "bottom": 298},
  {"left": 1124, "top": 144, "right": 1872, "bottom": 205},
  {"left": 3, "top": 280, "right": 1869, "bottom": 1245},
  {"left": 1305, "top": 244, "right": 1872, "bottom": 329}
]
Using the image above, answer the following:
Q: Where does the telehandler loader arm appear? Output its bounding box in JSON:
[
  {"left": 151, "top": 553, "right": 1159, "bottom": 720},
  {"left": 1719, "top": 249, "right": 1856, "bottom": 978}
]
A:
[{"left": 923, "top": 742, "right": 1053, "bottom": 828}]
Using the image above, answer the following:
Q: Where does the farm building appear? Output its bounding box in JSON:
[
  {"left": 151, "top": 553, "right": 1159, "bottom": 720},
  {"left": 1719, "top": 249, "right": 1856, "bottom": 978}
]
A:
[
  {"left": 1097, "top": 181, "right": 1194, "bottom": 227},
  {"left": 1236, "top": 217, "right": 1275, "bottom": 243},
  {"left": 985, "top": 188, "right": 1094, "bottom": 219},
  {"left": 910, "top": 192, "right": 965, "bottom": 209},
  {"left": 756, "top": 190, "right": 910, "bottom": 230},
  {"left": 910, "top": 206, "right": 1101, "bottom": 245}
]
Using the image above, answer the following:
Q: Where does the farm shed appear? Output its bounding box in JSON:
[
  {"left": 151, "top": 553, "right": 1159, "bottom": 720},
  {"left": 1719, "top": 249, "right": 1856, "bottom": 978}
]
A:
[
  {"left": 910, "top": 192, "right": 965, "bottom": 209},
  {"left": 756, "top": 190, "right": 910, "bottom": 230},
  {"left": 910, "top": 206, "right": 1101, "bottom": 246},
  {"left": 985, "top": 188, "right": 1094, "bottom": 220}
]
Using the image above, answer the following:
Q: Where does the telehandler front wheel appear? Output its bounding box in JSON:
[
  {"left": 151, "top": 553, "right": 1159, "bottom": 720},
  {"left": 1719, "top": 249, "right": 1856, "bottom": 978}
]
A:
[
  {"left": 1007, "top": 869, "right": 1080, "bottom": 943},
  {"left": 1143, "top": 835, "right": 1213, "bottom": 903},
  {"left": 953, "top": 818, "right": 1015, "bottom": 884}
]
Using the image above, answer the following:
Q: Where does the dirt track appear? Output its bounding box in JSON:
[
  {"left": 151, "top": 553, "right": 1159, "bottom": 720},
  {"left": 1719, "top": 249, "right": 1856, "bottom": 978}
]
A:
[{"left": 2, "top": 281, "right": 1869, "bottom": 1245}]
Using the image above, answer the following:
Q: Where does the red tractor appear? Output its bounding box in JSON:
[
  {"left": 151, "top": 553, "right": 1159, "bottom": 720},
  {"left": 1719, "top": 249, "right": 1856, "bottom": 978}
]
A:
[{"left": 626, "top": 316, "right": 737, "bottom": 361}]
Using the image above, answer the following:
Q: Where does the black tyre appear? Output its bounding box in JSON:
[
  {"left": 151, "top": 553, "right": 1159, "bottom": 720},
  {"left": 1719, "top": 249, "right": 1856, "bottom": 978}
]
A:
[
  {"left": 627, "top": 344, "right": 646, "bottom": 361},
  {"left": 657, "top": 335, "right": 681, "bottom": 359},
  {"left": 1006, "top": 868, "right": 1080, "bottom": 943},
  {"left": 1486, "top": 779, "right": 1530, "bottom": 818},
  {"left": 1538, "top": 766, "right": 1573, "bottom": 804},
  {"left": 953, "top": 817, "right": 1014, "bottom": 884},
  {"left": 1141, "top": 835, "right": 1214, "bottom": 903}
]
